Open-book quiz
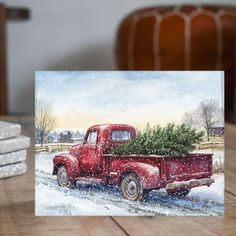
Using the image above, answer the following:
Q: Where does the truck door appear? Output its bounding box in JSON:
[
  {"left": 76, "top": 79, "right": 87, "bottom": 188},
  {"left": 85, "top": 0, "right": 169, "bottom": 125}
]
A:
[{"left": 80, "top": 130, "right": 102, "bottom": 175}]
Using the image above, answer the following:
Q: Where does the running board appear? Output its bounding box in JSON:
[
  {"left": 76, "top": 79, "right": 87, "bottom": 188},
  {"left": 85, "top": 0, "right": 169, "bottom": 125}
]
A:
[{"left": 74, "top": 176, "right": 103, "bottom": 184}]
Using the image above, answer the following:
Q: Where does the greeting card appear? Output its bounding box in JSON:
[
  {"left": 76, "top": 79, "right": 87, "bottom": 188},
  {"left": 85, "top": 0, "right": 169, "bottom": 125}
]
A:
[{"left": 35, "top": 71, "right": 224, "bottom": 216}]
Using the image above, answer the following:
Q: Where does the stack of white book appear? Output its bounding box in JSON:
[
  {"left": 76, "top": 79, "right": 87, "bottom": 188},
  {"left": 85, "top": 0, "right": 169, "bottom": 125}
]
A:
[{"left": 0, "top": 121, "right": 30, "bottom": 179}]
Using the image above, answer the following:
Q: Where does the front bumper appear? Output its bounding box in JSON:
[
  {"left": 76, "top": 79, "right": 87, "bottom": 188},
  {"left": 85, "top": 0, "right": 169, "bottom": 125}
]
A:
[{"left": 166, "top": 177, "right": 214, "bottom": 191}]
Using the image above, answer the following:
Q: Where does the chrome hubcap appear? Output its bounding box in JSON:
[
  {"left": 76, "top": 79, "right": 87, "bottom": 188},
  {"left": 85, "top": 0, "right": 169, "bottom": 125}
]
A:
[
  {"left": 127, "top": 180, "right": 137, "bottom": 195},
  {"left": 58, "top": 169, "right": 68, "bottom": 186}
]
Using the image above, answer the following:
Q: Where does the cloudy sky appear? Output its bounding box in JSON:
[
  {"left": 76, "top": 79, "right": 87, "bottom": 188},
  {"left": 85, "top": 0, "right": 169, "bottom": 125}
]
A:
[{"left": 35, "top": 71, "right": 224, "bottom": 132}]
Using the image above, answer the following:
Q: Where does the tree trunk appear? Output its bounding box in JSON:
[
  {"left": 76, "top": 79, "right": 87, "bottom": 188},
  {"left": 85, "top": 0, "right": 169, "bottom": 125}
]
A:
[
  {"left": 40, "top": 133, "right": 44, "bottom": 147},
  {"left": 207, "top": 129, "right": 210, "bottom": 141}
]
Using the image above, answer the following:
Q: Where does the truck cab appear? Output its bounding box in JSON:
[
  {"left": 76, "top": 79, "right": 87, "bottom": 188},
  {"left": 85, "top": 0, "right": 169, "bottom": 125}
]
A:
[{"left": 69, "top": 124, "right": 135, "bottom": 176}]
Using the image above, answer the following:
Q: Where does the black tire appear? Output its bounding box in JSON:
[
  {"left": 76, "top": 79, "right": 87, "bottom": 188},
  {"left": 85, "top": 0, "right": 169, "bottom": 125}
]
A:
[
  {"left": 57, "top": 166, "right": 75, "bottom": 187},
  {"left": 68, "top": 179, "right": 77, "bottom": 189},
  {"left": 167, "top": 189, "right": 191, "bottom": 198},
  {"left": 121, "top": 173, "right": 145, "bottom": 201},
  {"left": 142, "top": 189, "right": 151, "bottom": 202}
]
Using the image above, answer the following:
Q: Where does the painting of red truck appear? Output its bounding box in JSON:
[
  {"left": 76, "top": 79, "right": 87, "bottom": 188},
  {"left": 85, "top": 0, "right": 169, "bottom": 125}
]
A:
[
  {"left": 35, "top": 71, "right": 224, "bottom": 216},
  {"left": 53, "top": 124, "right": 214, "bottom": 201}
]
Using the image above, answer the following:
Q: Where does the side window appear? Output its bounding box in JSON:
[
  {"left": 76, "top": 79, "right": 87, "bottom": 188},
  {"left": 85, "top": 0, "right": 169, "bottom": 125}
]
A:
[{"left": 86, "top": 131, "right": 97, "bottom": 144}]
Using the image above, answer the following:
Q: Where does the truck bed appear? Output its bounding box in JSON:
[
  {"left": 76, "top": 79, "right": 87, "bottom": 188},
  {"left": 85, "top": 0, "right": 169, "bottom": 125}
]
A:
[{"left": 103, "top": 153, "right": 213, "bottom": 187}]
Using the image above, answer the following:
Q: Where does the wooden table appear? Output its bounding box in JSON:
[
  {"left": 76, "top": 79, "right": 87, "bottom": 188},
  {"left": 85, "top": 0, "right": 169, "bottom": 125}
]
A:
[{"left": 0, "top": 116, "right": 236, "bottom": 236}]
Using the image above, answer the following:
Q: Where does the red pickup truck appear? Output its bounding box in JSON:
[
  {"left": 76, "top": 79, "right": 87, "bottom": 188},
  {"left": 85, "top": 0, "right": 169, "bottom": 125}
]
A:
[{"left": 53, "top": 124, "right": 214, "bottom": 201}]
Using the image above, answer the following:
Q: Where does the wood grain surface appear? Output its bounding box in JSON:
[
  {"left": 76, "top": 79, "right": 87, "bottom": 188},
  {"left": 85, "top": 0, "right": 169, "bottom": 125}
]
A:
[{"left": 0, "top": 116, "right": 235, "bottom": 236}]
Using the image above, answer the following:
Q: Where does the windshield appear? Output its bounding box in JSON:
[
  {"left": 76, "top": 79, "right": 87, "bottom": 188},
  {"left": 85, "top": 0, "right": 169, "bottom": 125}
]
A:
[
  {"left": 86, "top": 131, "right": 97, "bottom": 144},
  {"left": 111, "top": 130, "right": 132, "bottom": 141}
]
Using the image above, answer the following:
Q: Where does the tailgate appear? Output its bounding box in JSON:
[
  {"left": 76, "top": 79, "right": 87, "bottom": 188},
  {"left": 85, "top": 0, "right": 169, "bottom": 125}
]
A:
[{"left": 165, "top": 154, "right": 213, "bottom": 181}]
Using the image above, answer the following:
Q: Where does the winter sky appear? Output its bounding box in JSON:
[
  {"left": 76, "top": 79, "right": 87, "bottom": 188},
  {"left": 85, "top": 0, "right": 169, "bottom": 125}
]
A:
[{"left": 35, "top": 71, "right": 224, "bottom": 131}]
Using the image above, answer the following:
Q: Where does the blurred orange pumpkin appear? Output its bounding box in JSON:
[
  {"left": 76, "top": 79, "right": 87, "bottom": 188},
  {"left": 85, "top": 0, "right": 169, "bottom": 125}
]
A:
[{"left": 116, "top": 5, "right": 236, "bottom": 122}]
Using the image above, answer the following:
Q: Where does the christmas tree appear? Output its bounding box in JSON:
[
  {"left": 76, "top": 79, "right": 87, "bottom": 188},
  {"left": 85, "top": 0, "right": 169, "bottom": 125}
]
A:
[{"left": 111, "top": 123, "right": 204, "bottom": 156}]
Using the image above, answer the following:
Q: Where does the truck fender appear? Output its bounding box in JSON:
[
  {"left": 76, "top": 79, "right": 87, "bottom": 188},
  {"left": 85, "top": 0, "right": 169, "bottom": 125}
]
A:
[
  {"left": 53, "top": 154, "right": 80, "bottom": 180},
  {"left": 120, "top": 162, "right": 160, "bottom": 189}
]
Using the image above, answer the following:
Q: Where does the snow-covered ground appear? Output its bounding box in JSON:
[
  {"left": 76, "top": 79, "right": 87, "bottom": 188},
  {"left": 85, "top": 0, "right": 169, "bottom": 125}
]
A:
[{"left": 35, "top": 152, "right": 224, "bottom": 216}]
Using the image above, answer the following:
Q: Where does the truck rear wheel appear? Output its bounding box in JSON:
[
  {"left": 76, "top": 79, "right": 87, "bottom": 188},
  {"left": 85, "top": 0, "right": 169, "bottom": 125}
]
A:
[
  {"left": 121, "top": 173, "right": 145, "bottom": 201},
  {"left": 167, "top": 189, "right": 190, "bottom": 198}
]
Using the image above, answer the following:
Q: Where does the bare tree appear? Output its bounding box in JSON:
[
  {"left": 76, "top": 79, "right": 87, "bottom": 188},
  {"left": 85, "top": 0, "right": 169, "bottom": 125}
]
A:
[
  {"left": 197, "top": 99, "right": 223, "bottom": 141},
  {"left": 35, "top": 100, "right": 57, "bottom": 146},
  {"left": 181, "top": 111, "right": 196, "bottom": 128},
  {"left": 181, "top": 99, "right": 223, "bottom": 141}
]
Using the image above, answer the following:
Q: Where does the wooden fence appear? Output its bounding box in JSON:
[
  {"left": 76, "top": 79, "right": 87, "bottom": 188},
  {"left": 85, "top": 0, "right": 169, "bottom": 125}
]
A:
[
  {"left": 195, "top": 142, "right": 224, "bottom": 150},
  {"left": 35, "top": 143, "right": 74, "bottom": 153}
]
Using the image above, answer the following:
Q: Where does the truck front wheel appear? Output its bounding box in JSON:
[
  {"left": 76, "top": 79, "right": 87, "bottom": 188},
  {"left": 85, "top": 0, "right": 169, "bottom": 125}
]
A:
[
  {"left": 121, "top": 173, "right": 145, "bottom": 201},
  {"left": 57, "top": 166, "right": 69, "bottom": 187},
  {"left": 57, "top": 166, "right": 76, "bottom": 188}
]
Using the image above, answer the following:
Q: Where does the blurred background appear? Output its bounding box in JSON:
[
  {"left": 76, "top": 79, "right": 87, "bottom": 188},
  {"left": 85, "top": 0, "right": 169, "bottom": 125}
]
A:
[{"left": 0, "top": 0, "right": 235, "bottom": 118}]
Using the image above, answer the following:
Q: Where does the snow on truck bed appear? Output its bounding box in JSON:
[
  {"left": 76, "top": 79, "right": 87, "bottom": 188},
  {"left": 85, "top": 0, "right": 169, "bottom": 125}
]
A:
[{"left": 35, "top": 152, "right": 224, "bottom": 216}]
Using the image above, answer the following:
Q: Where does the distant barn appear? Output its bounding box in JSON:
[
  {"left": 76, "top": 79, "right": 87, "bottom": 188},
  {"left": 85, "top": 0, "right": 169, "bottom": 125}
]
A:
[
  {"left": 70, "top": 137, "right": 84, "bottom": 144},
  {"left": 59, "top": 131, "right": 72, "bottom": 143},
  {"left": 44, "top": 135, "right": 54, "bottom": 143},
  {"left": 209, "top": 127, "right": 224, "bottom": 137}
]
